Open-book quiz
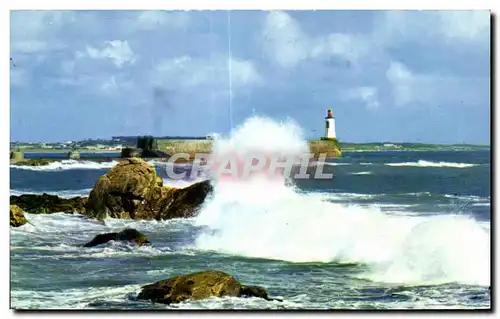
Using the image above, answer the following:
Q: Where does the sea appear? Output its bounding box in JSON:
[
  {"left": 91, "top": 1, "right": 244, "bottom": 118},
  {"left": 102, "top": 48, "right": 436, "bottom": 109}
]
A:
[{"left": 9, "top": 118, "right": 491, "bottom": 310}]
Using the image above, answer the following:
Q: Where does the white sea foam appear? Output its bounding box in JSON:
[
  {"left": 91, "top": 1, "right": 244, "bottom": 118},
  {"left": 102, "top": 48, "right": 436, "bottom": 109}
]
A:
[
  {"left": 386, "top": 160, "right": 478, "bottom": 168},
  {"left": 193, "top": 116, "right": 491, "bottom": 287},
  {"left": 10, "top": 188, "right": 93, "bottom": 198},
  {"left": 350, "top": 171, "right": 372, "bottom": 175},
  {"left": 11, "top": 159, "right": 119, "bottom": 171},
  {"left": 443, "top": 194, "right": 489, "bottom": 202},
  {"left": 323, "top": 162, "right": 350, "bottom": 166}
]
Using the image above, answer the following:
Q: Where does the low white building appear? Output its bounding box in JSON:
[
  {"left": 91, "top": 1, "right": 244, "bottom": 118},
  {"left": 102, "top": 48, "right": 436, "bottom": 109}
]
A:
[{"left": 206, "top": 132, "right": 219, "bottom": 140}]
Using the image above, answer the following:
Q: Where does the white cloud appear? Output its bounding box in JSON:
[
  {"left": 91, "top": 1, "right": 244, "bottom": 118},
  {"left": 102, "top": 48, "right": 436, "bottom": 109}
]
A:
[
  {"left": 262, "top": 11, "right": 309, "bottom": 68},
  {"left": 262, "top": 11, "right": 367, "bottom": 68},
  {"left": 311, "top": 33, "right": 369, "bottom": 64},
  {"left": 100, "top": 75, "right": 134, "bottom": 95},
  {"left": 386, "top": 61, "right": 486, "bottom": 107},
  {"left": 10, "top": 11, "right": 75, "bottom": 56},
  {"left": 83, "top": 40, "right": 138, "bottom": 68},
  {"left": 376, "top": 11, "right": 490, "bottom": 46},
  {"left": 153, "top": 55, "right": 262, "bottom": 89},
  {"left": 229, "top": 58, "right": 262, "bottom": 86},
  {"left": 135, "top": 10, "right": 190, "bottom": 30},
  {"left": 386, "top": 61, "right": 414, "bottom": 106},
  {"left": 439, "top": 11, "right": 490, "bottom": 41},
  {"left": 342, "top": 86, "right": 380, "bottom": 110}
]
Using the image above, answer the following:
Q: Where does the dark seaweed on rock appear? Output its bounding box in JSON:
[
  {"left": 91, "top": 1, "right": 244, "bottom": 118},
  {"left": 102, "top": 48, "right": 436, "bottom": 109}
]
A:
[{"left": 10, "top": 194, "right": 88, "bottom": 215}]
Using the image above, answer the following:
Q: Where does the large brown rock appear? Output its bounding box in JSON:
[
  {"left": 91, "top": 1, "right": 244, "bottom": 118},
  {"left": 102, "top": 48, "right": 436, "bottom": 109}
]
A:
[
  {"left": 10, "top": 194, "right": 87, "bottom": 215},
  {"left": 137, "top": 270, "right": 275, "bottom": 305},
  {"left": 85, "top": 158, "right": 212, "bottom": 221},
  {"left": 10, "top": 205, "right": 27, "bottom": 227}
]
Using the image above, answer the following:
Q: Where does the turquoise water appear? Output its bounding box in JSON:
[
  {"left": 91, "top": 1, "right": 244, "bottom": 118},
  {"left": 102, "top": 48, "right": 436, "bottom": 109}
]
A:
[{"left": 10, "top": 151, "right": 491, "bottom": 310}]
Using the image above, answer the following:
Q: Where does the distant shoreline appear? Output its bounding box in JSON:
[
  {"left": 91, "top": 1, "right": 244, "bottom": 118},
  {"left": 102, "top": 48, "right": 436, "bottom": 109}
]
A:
[
  {"left": 19, "top": 149, "right": 119, "bottom": 154},
  {"left": 10, "top": 140, "right": 490, "bottom": 160}
]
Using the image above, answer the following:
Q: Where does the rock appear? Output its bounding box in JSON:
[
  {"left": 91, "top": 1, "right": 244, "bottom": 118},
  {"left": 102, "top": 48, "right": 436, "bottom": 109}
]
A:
[
  {"left": 10, "top": 194, "right": 87, "bottom": 215},
  {"left": 83, "top": 228, "right": 150, "bottom": 247},
  {"left": 10, "top": 205, "right": 27, "bottom": 227},
  {"left": 140, "top": 149, "right": 170, "bottom": 158},
  {"left": 137, "top": 270, "right": 275, "bottom": 305},
  {"left": 10, "top": 159, "right": 54, "bottom": 166},
  {"left": 85, "top": 158, "right": 212, "bottom": 221},
  {"left": 240, "top": 285, "right": 271, "bottom": 300},
  {"left": 308, "top": 139, "right": 342, "bottom": 158}
]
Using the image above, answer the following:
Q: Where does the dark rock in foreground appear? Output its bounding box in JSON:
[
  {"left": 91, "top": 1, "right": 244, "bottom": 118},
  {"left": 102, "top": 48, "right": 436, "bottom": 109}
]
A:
[
  {"left": 10, "top": 194, "right": 87, "bottom": 215},
  {"left": 85, "top": 158, "right": 212, "bottom": 221},
  {"left": 83, "top": 228, "right": 150, "bottom": 247},
  {"left": 10, "top": 205, "right": 27, "bottom": 227},
  {"left": 137, "top": 270, "right": 280, "bottom": 305}
]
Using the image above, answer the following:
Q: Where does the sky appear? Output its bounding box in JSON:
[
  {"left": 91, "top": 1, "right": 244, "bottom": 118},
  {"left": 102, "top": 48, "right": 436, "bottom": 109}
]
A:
[{"left": 10, "top": 10, "right": 491, "bottom": 144}]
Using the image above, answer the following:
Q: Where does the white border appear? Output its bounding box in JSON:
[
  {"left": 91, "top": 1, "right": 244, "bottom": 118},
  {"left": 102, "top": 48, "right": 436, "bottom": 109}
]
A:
[
  {"left": 3, "top": 1, "right": 497, "bottom": 318},
  {"left": 4, "top": 0, "right": 499, "bottom": 10}
]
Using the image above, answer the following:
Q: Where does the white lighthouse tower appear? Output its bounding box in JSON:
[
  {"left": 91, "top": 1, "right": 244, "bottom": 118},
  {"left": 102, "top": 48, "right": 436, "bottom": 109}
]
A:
[{"left": 324, "top": 108, "right": 336, "bottom": 139}]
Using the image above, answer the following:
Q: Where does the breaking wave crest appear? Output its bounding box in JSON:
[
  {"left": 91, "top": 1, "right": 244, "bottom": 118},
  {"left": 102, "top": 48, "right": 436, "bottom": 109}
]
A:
[
  {"left": 386, "top": 161, "right": 479, "bottom": 168},
  {"left": 11, "top": 160, "right": 119, "bottom": 171}
]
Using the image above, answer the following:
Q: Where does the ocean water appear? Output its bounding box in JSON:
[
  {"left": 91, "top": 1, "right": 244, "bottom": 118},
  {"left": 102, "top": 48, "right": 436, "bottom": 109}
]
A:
[{"left": 10, "top": 118, "right": 491, "bottom": 310}]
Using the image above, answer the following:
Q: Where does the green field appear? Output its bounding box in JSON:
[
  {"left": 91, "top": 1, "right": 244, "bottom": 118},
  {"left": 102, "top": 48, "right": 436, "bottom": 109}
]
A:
[{"left": 340, "top": 142, "right": 490, "bottom": 152}]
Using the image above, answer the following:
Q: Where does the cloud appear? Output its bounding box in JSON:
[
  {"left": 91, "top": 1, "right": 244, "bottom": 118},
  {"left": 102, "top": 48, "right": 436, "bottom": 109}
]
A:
[
  {"left": 310, "top": 33, "right": 370, "bottom": 64},
  {"left": 10, "top": 11, "right": 75, "bottom": 56},
  {"left": 100, "top": 75, "right": 134, "bottom": 95},
  {"left": 152, "top": 55, "right": 262, "bottom": 89},
  {"left": 9, "top": 10, "right": 490, "bottom": 144},
  {"left": 376, "top": 11, "right": 490, "bottom": 46},
  {"left": 10, "top": 68, "right": 28, "bottom": 87},
  {"left": 342, "top": 86, "right": 380, "bottom": 110},
  {"left": 262, "top": 11, "right": 367, "bottom": 69},
  {"left": 135, "top": 10, "right": 190, "bottom": 30},
  {"left": 386, "top": 61, "right": 414, "bottom": 106},
  {"left": 386, "top": 60, "right": 487, "bottom": 108},
  {"left": 82, "top": 40, "right": 138, "bottom": 68},
  {"left": 438, "top": 11, "right": 490, "bottom": 41},
  {"left": 262, "top": 11, "right": 309, "bottom": 68}
]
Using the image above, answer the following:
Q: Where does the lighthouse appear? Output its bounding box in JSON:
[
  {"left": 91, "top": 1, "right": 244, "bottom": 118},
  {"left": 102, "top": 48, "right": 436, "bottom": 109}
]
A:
[{"left": 324, "top": 108, "right": 336, "bottom": 139}]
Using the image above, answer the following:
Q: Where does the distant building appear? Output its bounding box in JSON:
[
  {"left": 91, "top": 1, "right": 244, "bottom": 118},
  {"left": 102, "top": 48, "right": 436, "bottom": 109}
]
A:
[{"left": 205, "top": 132, "right": 219, "bottom": 140}]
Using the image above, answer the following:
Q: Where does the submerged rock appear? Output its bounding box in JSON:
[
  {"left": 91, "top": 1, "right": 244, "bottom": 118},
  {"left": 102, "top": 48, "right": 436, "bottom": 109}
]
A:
[
  {"left": 10, "top": 194, "right": 87, "bottom": 215},
  {"left": 10, "top": 158, "right": 54, "bottom": 166},
  {"left": 137, "top": 270, "right": 278, "bottom": 305},
  {"left": 10, "top": 205, "right": 27, "bottom": 227},
  {"left": 85, "top": 158, "right": 212, "bottom": 221},
  {"left": 83, "top": 228, "right": 150, "bottom": 247}
]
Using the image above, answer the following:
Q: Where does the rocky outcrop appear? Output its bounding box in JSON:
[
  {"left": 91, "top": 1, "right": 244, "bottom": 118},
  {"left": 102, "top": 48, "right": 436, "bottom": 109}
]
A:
[
  {"left": 85, "top": 158, "right": 212, "bottom": 221},
  {"left": 10, "top": 159, "right": 54, "bottom": 166},
  {"left": 137, "top": 270, "right": 278, "bottom": 305},
  {"left": 10, "top": 205, "right": 27, "bottom": 227},
  {"left": 10, "top": 194, "right": 87, "bottom": 215},
  {"left": 83, "top": 228, "right": 150, "bottom": 247},
  {"left": 309, "top": 139, "right": 342, "bottom": 158}
]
